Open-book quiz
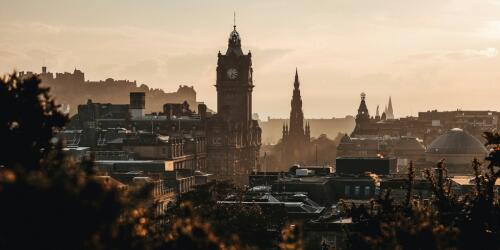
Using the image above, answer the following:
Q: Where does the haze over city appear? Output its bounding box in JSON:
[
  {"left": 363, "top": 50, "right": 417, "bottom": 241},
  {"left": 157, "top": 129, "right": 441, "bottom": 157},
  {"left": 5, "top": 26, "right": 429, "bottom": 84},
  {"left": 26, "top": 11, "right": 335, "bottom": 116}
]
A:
[
  {"left": 3, "top": 1, "right": 500, "bottom": 249},
  {"left": 2, "top": 0, "right": 500, "bottom": 118}
]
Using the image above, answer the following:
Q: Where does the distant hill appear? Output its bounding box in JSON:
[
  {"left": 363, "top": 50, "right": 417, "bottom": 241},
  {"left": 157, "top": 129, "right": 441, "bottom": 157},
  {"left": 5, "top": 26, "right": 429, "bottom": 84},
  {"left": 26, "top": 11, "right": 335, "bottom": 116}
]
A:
[{"left": 20, "top": 67, "right": 198, "bottom": 115}]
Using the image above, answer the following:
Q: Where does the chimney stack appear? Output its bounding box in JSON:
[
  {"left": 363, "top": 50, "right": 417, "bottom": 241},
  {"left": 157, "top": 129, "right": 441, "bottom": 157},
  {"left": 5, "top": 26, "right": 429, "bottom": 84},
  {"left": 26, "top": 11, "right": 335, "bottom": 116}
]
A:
[{"left": 130, "top": 92, "right": 145, "bottom": 119}]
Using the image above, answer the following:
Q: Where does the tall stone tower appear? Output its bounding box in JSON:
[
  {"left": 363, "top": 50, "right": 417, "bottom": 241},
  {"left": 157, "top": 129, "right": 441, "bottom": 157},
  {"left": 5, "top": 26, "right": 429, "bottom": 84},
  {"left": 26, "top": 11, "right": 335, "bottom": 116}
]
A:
[
  {"left": 206, "top": 23, "right": 261, "bottom": 184},
  {"left": 215, "top": 24, "right": 253, "bottom": 123},
  {"left": 281, "top": 69, "right": 311, "bottom": 167},
  {"left": 289, "top": 68, "right": 305, "bottom": 138}
]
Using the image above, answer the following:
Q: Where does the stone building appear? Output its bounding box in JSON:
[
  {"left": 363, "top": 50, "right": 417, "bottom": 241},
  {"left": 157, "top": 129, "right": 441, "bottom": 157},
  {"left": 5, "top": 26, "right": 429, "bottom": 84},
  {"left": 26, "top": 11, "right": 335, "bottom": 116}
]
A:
[
  {"left": 205, "top": 24, "right": 261, "bottom": 184},
  {"left": 19, "top": 67, "right": 197, "bottom": 115},
  {"left": 425, "top": 128, "right": 488, "bottom": 174},
  {"left": 350, "top": 92, "right": 500, "bottom": 145}
]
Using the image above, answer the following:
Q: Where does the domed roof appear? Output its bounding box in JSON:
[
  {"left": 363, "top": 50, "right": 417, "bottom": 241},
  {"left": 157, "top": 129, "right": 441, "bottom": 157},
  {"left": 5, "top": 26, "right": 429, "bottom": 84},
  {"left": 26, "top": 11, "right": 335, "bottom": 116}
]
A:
[{"left": 426, "top": 128, "right": 487, "bottom": 155}]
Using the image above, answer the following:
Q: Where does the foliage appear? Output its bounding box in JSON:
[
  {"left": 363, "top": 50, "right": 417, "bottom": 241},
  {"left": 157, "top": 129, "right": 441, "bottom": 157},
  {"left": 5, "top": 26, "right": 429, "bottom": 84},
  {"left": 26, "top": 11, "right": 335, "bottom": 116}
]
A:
[
  {"left": 0, "top": 74, "right": 230, "bottom": 250},
  {"left": 169, "top": 181, "right": 288, "bottom": 249},
  {"left": 0, "top": 73, "right": 67, "bottom": 170},
  {"left": 345, "top": 132, "right": 500, "bottom": 249}
]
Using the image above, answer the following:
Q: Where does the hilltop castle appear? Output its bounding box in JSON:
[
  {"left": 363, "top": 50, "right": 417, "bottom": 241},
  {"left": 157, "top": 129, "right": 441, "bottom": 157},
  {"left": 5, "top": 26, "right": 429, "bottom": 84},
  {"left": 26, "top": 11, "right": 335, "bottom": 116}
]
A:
[{"left": 19, "top": 67, "right": 197, "bottom": 115}]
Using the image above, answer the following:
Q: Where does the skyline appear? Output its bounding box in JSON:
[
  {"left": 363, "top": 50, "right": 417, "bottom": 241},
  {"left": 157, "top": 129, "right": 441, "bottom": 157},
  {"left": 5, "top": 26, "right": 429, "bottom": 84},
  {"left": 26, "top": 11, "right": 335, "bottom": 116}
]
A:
[{"left": 2, "top": 0, "right": 500, "bottom": 118}]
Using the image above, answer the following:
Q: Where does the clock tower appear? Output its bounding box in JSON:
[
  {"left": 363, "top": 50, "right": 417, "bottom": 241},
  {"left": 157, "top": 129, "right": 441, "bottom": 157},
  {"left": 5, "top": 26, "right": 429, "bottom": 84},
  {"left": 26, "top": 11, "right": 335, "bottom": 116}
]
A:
[
  {"left": 206, "top": 23, "right": 261, "bottom": 185},
  {"left": 215, "top": 24, "right": 253, "bottom": 123}
]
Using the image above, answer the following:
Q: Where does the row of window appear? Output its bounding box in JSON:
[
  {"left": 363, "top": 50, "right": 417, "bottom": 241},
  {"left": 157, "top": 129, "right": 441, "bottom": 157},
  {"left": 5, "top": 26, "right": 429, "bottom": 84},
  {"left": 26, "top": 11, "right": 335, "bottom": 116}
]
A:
[{"left": 344, "top": 185, "right": 380, "bottom": 197}]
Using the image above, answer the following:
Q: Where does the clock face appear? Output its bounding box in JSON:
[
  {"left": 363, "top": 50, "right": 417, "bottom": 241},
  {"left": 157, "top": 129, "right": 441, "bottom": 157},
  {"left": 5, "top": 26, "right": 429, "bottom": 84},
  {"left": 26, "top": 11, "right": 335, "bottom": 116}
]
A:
[{"left": 226, "top": 68, "right": 239, "bottom": 80}]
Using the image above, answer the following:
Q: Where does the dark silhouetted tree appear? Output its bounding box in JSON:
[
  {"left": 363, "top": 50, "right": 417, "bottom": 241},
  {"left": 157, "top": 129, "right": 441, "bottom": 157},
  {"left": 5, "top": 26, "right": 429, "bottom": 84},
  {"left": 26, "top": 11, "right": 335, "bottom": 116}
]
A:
[
  {"left": 0, "top": 73, "right": 67, "bottom": 171},
  {"left": 0, "top": 73, "right": 229, "bottom": 250}
]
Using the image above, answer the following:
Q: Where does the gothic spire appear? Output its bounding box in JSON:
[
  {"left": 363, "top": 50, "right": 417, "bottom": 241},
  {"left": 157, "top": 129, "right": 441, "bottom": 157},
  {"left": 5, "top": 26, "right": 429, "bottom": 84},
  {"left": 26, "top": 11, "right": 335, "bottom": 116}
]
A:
[
  {"left": 294, "top": 67, "right": 299, "bottom": 89},
  {"left": 289, "top": 68, "right": 304, "bottom": 138},
  {"left": 387, "top": 96, "right": 394, "bottom": 119}
]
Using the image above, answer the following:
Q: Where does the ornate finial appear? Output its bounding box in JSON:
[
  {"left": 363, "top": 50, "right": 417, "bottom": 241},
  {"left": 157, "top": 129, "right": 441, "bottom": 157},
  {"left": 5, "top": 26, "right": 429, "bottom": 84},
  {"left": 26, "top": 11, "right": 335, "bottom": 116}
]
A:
[{"left": 361, "top": 92, "right": 366, "bottom": 100}]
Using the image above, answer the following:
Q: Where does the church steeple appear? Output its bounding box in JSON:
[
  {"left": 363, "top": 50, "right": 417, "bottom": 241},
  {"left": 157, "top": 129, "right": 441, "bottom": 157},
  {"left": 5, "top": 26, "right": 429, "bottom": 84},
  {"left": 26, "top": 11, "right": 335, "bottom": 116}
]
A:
[{"left": 386, "top": 96, "right": 394, "bottom": 119}]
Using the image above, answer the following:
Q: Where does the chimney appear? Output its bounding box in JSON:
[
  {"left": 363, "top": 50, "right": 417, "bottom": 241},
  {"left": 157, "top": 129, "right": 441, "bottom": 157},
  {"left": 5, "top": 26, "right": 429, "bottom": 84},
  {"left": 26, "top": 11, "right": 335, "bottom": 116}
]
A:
[
  {"left": 198, "top": 103, "right": 207, "bottom": 120},
  {"left": 130, "top": 92, "right": 145, "bottom": 119}
]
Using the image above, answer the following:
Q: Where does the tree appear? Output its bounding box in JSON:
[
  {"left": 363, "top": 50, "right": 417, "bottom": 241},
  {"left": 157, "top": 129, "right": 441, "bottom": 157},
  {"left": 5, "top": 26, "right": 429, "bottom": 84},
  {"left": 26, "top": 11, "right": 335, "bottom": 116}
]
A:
[
  {"left": 0, "top": 73, "right": 229, "bottom": 250},
  {"left": 0, "top": 73, "right": 66, "bottom": 171},
  {"left": 168, "top": 181, "right": 288, "bottom": 249}
]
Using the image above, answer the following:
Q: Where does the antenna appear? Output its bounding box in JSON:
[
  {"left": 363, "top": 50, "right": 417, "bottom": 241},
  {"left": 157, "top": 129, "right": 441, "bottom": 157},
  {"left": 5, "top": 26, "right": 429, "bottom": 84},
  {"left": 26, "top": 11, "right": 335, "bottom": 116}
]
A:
[{"left": 233, "top": 11, "right": 236, "bottom": 29}]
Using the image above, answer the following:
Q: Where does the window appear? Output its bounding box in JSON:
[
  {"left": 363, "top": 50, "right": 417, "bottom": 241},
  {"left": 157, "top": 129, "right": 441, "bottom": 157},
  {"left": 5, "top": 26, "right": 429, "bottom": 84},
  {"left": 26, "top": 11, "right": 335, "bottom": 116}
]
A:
[
  {"left": 364, "top": 186, "right": 371, "bottom": 196},
  {"left": 354, "top": 186, "right": 360, "bottom": 196},
  {"left": 344, "top": 185, "right": 350, "bottom": 196}
]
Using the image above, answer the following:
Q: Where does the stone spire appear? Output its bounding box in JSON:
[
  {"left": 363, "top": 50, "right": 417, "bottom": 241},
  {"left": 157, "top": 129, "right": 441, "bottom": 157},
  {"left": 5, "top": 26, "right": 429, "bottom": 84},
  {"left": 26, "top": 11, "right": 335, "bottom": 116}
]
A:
[
  {"left": 289, "top": 68, "right": 305, "bottom": 138},
  {"left": 386, "top": 96, "right": 394, "bottom": 119},
  {"left": 282, "top": 122, "right": 287, "bottom": 137},
  {"left": 305, "top": 121, "right": 311, "bottom": 140},
  {"left": 294, "top": 67, "right": 299, "bottom": 89}
]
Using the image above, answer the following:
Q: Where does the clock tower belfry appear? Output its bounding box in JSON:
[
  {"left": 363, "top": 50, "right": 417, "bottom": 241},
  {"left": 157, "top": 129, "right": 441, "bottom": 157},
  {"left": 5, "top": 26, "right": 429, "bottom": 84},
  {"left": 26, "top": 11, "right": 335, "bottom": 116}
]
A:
[{"left": 215, "top": 24, "right": 253, "bottom": 123}]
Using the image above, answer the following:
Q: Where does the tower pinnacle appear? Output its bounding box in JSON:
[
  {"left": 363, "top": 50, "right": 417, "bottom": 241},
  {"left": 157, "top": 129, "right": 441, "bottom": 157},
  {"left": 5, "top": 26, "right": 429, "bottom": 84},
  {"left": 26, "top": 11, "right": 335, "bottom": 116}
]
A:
[
  {"left": 387, "top": 96, "right": 394, "bottom": 119},
  {"left": 294, "top": 68, "right": 300, "bottom": 89},
  {"left": 226, "top": 15, "right": 243, "bottom": 56}
]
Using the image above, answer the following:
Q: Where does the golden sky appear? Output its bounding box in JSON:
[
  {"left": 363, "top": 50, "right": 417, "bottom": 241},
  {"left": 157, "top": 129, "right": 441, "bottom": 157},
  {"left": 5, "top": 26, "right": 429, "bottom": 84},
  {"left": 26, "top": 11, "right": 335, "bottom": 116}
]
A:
[{"left": 2, "top": 0, "right": 500, "bottom": 119}]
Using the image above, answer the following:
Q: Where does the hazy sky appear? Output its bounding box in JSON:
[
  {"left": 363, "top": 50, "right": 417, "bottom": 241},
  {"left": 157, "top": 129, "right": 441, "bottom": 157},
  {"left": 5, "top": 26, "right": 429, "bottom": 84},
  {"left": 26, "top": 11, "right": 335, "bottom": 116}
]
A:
[{"left": 2, "top": 0, "right": 500, "bottom": 119}]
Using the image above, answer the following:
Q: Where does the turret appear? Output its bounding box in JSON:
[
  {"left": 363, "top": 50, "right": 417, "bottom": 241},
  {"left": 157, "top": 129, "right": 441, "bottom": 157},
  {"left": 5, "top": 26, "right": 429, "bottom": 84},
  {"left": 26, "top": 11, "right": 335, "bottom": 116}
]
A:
[
  {"left": 282, "top": 122, "right": 287, "bottom": 139},
  {"left": 305, "top": 121, "right": 311, "bottom": 140},
  {"left": 352, "top": 92, "right": 371, "bottom": 136}
]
